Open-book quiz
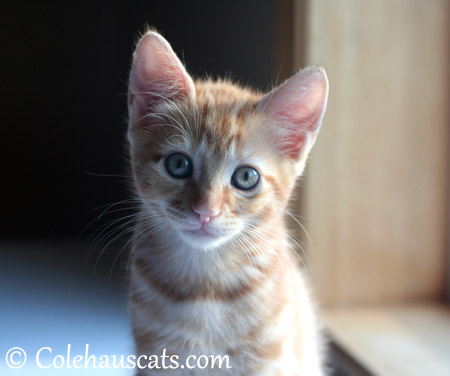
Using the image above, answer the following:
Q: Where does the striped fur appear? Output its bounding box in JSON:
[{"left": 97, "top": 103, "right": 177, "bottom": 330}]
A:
[{"left": 127, "top": 31, "right": 328, "bottom": 375}]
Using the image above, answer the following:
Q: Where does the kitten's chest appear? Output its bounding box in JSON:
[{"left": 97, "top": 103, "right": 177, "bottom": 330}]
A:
[
  {"left": 163, "top": 286, "right": 266, "bottom": 348},
  {"left": 131, "top": 243, "right": 283, "bottom": 350},
  {"left": 132, "top": 263, "right": 270, "bottom": 349}
]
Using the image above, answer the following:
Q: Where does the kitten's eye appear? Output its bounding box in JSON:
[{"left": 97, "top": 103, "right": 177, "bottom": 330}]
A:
[
  {"left": 231, "top": 166, "right": 260, "bottom": 191},
  {"left": 165, "top": 153, "right": 193, "bottom": 179}
]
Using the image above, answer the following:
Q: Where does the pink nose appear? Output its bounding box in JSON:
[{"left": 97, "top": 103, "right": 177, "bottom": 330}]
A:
[{"left": 192, "top": 201, "right": 221, "bottom": 223}]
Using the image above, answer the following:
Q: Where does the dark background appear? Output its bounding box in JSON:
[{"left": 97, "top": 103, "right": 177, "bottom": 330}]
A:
[
  {"left": 1, "top": 0, "right": 275, "bottom": 242},
  {"left": 0, "top": 3, "right": 277, "bottom": 373}
]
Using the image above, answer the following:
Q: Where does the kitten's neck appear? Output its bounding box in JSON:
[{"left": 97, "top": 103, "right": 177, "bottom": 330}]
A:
[{"left": 132, "top": 213, "right": 291, "bottom": 292}]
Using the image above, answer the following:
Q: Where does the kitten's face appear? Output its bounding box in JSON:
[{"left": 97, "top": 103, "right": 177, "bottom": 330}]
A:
[
  {"left": 130, "top": 85, "right": 297, "bottom": 250},
  {"left": 128, "top": 31, "right": 328, "bottom": 251}
]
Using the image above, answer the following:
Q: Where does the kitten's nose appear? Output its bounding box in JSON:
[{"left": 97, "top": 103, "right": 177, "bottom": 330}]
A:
[{"left": 192, "top": 201, "right": 221, "bottom": 223}]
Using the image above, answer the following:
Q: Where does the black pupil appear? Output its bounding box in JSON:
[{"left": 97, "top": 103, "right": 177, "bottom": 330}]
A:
[
  {"left": 166, "top": 153, "right": 191, "bottom": 178},
  {"left": 232, "top": 166, "right": 259, "bottom": 190}
]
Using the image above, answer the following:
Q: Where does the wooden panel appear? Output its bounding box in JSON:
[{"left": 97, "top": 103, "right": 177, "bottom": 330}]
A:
[
  {"left": 301, "top": 0, "right": 450, "bottom": 305},
  {"left": 323, "top": 304, "right": 450, "bottom": 376},
  {"left": 274, "top": 0, "right": 310, "bottom": 251},
  {"left": 273, "top": 0, "right": 295, "bottom": 83},
  {"left": 273, "top": 0, "right": 307, "bottom": 81}
]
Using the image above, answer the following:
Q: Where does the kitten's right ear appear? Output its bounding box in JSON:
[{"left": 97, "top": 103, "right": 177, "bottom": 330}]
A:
[
  {"left": 257, "top": 67, "right": 328, "bottom": 161},
  {"left": 128, "top": 31, "right": 195, "bottom": 127}
]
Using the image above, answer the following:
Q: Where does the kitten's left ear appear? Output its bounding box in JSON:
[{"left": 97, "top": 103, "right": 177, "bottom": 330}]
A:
[
  {"left": 257, "top": 67, "right": 328, "bottom": 160},
  {"left": 128, "top": 31, "right": 195, "bottom": 128}
]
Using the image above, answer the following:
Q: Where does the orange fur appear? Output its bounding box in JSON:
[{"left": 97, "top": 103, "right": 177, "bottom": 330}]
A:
[{"left": 127, "top": 31, "right": 328, "bottom": 375}]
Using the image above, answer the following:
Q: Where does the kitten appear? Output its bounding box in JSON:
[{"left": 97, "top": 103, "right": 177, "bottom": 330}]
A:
[{"left": 127, "top": 30, "right": 328, "bottom": 375}]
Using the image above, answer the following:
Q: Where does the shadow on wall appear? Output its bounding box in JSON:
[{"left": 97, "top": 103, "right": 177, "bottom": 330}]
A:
[
  {"left": 0, "top": 0, "right": 275, "bottom": 242},
  {"left": 0, "top": 1, "right": 275, "bottom": 374}
]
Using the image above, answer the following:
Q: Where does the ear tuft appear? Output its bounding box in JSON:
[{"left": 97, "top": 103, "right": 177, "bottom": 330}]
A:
[
  {"left": 257, "top": 67, "right": 328, "bottom": 159},
  {"left": 128, "top": 31, "right": 195, "bottom": 126}
]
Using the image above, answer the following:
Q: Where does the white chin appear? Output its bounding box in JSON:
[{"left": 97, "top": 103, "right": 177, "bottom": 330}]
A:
[{"left": 178, "top": 230, "right": 231, "bottom": 250}]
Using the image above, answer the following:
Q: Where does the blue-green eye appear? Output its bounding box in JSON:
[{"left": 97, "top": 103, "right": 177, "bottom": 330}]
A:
[
  {"left": 165, "top": 153, "right": 193, "bottom": 179},
  {"left": 231, "top": 166, "right": 260, "bottom": 191}
]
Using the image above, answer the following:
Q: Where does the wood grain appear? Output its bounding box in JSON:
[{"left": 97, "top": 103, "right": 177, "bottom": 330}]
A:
[
  {"left": 323, "top": 304, "right": 450, "bottom": 376},
  {"left": 274, "top": 0, "right": 310, "bottom": 253},
  {"left": 299, "top": 0, "right": 450, "bottom": 305}
]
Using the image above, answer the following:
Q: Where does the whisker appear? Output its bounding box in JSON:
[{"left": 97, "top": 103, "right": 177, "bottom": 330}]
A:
[
  {"left": 244, "top": 221, "right": 309, "bottom": 271},
  {"left": 85, "top": 209, "right": 158, "bottom": 265},
  {"left": 84, "top": 171, "right": 134, "bottom": 179},
  {"left": 77, "top": 199, "right": 143, "bottom": 240},
  {"left": 87, "top": 212, "right": 142, "bottom": 254},
  {"left": 108, "top": 219, "right": 164, "bottom": 286},
  {"left": 128, "top": 90, "right": 191, "bottom": 128},
  {"left": 283, "top": 209, "right": 314, "bottom": 255},
  {"left": 94, "top": 219, "right": 153, "bottom": 272}
]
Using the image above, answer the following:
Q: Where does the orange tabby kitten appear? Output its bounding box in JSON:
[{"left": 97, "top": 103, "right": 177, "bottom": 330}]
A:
[{"left": 127, "top": 30, "right": 328, "bottom": 375}]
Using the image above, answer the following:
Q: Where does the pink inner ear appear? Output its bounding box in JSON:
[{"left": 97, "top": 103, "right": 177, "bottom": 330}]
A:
[
  {"left": 128, "top": 32, "right": 195, "bottom": 117},
  {"left": 281, "top": 132, "right": 308, "bottom": 159},
  {"left": 258, "top": 67, "right": 328, "bottom": 159}
]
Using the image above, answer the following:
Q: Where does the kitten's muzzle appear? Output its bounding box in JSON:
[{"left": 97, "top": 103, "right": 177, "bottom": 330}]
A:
[{"left": 191, "top": 201, "right": 221, "bottom": 227}]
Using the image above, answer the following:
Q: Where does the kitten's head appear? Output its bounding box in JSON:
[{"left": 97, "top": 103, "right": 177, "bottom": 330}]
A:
[{"left": 128, "top": 31, "right": 328, "bottom": 250}]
